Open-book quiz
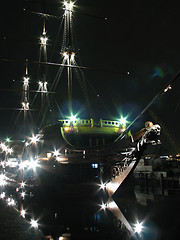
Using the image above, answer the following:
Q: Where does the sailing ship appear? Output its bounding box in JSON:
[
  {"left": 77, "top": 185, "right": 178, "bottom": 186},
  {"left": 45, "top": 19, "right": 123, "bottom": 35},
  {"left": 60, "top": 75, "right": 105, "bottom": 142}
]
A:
[
  {"left": 16, "top": 1, "right": 162, "bottom": 194},
  {"left": 0, "top": 2, "right": 165, "bottom": 239},
  {"left": 1, "top": 1, "right": 162, "bottom": 192}
]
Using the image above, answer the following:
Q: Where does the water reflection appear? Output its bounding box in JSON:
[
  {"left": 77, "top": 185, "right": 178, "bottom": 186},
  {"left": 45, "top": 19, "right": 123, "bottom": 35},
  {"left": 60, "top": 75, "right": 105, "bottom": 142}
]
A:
[{"left": 1, "top": 164, "right": 180, "bottom": 240}]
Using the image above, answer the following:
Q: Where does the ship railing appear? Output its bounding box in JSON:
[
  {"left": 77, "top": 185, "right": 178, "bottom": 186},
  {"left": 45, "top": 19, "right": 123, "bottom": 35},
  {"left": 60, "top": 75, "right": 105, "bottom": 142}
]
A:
[{"left": 58, "top": 119, "right": 125, "bottom": 128}]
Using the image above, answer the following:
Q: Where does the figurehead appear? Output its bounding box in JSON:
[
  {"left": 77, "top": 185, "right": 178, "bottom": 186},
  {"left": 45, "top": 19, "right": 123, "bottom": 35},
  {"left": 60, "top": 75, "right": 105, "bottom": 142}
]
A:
[{"left": 145, "top": 121, "right": 153, "bottom": 129}]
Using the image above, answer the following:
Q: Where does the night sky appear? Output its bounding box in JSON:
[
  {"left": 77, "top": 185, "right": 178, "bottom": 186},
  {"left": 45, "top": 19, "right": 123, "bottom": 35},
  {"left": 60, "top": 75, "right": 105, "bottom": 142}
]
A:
[{"left": 0, "top": 0, "right": 180, "bottom": 153}]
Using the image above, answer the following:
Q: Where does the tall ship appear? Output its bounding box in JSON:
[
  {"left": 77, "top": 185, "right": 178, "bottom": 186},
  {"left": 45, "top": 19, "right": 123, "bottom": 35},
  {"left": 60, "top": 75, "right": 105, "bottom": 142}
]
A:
[
  {"left": 0, "top": 1, "right": 166, "bottom": 239},
  {"left": 0, "top": 0, "right": 162, "bottom": 193}
]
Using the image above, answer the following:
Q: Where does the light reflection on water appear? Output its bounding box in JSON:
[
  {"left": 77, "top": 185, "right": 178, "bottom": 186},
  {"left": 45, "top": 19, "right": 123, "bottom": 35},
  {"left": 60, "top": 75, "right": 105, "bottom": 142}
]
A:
[{"left": 1, "top": 166, "right": 180, "bottom": 240}]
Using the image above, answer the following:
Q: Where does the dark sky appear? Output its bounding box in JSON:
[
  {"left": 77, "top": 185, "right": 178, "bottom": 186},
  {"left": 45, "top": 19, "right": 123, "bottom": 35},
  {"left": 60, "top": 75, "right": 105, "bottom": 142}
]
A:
[{"left": 0, "top": 0, "right": 180, "bottom": 152}]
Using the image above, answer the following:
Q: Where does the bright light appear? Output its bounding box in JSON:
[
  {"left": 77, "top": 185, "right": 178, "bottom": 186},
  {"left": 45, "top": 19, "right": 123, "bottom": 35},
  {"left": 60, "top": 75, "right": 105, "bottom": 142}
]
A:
[
  {"left": 20, "top": 208, "right": 26, "bottom": 218},
  {"left": 63, "top": 51, "right": 69, "bottom": 60},
  {"left": 22, "top": 101, "right": 29, "bottom": 110},
  {"left": 100, "top": 182, "right": 106, "bottom": 190},
  {"left": 20, "top": 181, "right": 26, "bottom": 188},
  {"left": 28, "top": 159, "right": 39, "bottom": 170},
  {"left": 64, "top": 1, "right": 74, "bottom": 11},
  {"left": 64, "top": 127, "right": 70, "bottom": 132},
  {"left": 106, "top": 181, "right": 119, "bottom": 193},
  {"left": 107, "top": 200, "right": 117, "bottom": 209},
  {"left": 38, "top": 81, "right": 48, "bottom": 92},
  {"left": 164, "top": 84, "right": 171, "bottom": 93},
  {"left": 29, "top": 134, "right": 38, "bottom": 144},
  {"left": 21, "top": 191, "right": 26, "bottom": 199},
  {"left": 70, "top": 52, "right": 75, "bottom": 62},
  {"left": 119, "top": 117, "right": 127, "bottom": 125},
  {"left": 0, "top": 143, "right": 7, "bottom": 152},
  {"left": 53, "top": 149, "right": 60, "bottom": 157},
  {"left": 0, "top": 174, "right": 7, "bottom": 186},
  {"left": 5, "top": 137, "right": 11, "bottom": 143},
  {"left": 47, "top": 152, "right": 52, "bottom": 159},
  {"left": 38, "top": 81, "right": 43, "bottom": 87},
  {"left": 0, "top": 192, "right": 5, "bottom": 199},
  {"left": 69, "top": 115, "right": 77, "bottom": 122},
  {"left": 100, "top": 203, "right": 107, "bottom": 210},
  {"left": 29, "top": 133, "right": 43, "bottom": 145},
  {"left": 30, "top": 219, "right": 38, "bottom": 228},
  {"left": 40, "top": 35, "right": 48, "bottom": 45},
  {"left": 7, "top": 198, "right": 15, "bottom": 206},
  {"left": 23, "top": 76, "right": 29, "bottom": 86},
  {"left": 134, "top": 221, "right": 143, "bottom": 234},
  {"left": 7, "top": 148, "right": 13, "bottom": 155},
  {"left": 19, "top": 161, "right": 28, "bottom": 170}
]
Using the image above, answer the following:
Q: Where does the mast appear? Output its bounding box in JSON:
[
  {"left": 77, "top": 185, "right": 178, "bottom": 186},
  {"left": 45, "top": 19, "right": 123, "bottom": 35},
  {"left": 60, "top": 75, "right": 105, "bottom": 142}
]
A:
[
  {"left": 63, "top": 1, "right": 74, "bottom": 115},
  {"left": 39, "top": 17, "right": 48, "bottom": 121}
]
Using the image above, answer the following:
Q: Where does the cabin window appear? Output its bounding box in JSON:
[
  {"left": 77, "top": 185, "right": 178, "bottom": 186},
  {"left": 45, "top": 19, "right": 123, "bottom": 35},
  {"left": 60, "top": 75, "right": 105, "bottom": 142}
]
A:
[
  {"left": 82, "top": 120, "right": 84, "bottom": 123},
  {"left": 108, "top": 121, "right": 111, "bottom": 124},
  {"left": 86, "top": 120, "right": 89, "bottom": 123},
  {"left": 65, "top": 121, "right": 68, "bottom": 123},
  {"left": 105, "top": 121, "right": 107, "bottom": 124},
  {"left": 112, "top": 122, "right": 114, "bottom": 125}
]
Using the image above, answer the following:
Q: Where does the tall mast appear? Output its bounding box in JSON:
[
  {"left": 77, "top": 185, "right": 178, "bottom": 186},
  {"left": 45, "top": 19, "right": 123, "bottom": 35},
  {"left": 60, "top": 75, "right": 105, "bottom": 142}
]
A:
[
  {"left": 22, "top": 60, "right": 30, "bottom": 115},
  {"left": 22, "top": 60, "right": 30, "bottom": 136},
  {"left": 63, "top": 1, "right": 74, "bottom": 115},
  {"left": 39, "top": 18, "right": 48, "bottom": 113}
]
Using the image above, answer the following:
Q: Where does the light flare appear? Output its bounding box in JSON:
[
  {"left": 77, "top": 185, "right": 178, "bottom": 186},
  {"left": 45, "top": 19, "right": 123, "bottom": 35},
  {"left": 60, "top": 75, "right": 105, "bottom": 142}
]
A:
[
  {"left": 0, "top": 192, "right": 5, "bottom": 199},
  {"left": 64, "top": 1, "right": 74, "bottom": 11},
  {"left": 20, "top": 208, "right": 26, "bottom": 218},
  {"left": 30, "top": 219, "right": 38, "bottom": 228},
  {"left": 0, "top": 174, "right": 7, "bottom": 186},
  {"left": 134, "top": 221, "right": 143, "bottom": 234}
]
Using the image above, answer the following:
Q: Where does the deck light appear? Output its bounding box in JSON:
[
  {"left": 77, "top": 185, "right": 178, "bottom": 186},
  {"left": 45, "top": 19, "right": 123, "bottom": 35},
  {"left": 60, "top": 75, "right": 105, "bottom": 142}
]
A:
[
  {"left": 30, "top": 219, "right": 38, "bottom": 228},
  {"left": 134, "top": 221, "right": 143, "bottom": 234},
  {"left": 53, "top": 149, "right": 60, "bottom": 157},
  {"left": 28, "top": 159, "right": 39, "bottom": 170},
  {"left": 21, "top": 191, "right": 26, "bottom": 199},
  {"left": 0, "top": 174, "right": 7, "bottom": 186},
  {"left": 119, "top": 116, "right": 127, "bottom": 125},
  {"left": 0, "top": 192, "right": 5, "bottom": 199},
  {"left": 69, "top": 115, "right": 77, "bottom": 122},
  {"left": 5, "top": 137, "right": 11, "bottom": 143},
  {"left": 100, "top": 203, "right": 107, "bottom": 210},
  {"left": 20, "top": 181, "right": 26, "bottom": 188},
  {"left": 100, "top": 182, "right": 106, "bottom": 190}
]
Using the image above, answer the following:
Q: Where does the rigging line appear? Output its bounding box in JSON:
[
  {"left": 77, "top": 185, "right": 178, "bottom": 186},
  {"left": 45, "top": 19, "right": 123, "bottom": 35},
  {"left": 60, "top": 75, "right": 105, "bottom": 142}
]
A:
[
  {"left": 38, "top": 65, "right": 64, "bottom": 126},
  {"left": 0, "top": 89, "right": 55, "bottom": 94},
  {"left": 78, "top": 68, "right": 113, "bottom": 116},
  {"left": 8, "top": 110, "right": 22, "bottom": 134},
  {"left": 24, "top": 10, "right": 64, "bottom": 20},
  {"left": 31, "top": 50, "right": 43, "bottom": 106},
  {"left": 49, "top": 18, "right": 64, "bottom": 62},
  {"left": 50, "top": 59, "right": 66, "bottom": 92},
  {"left": 27, "top": 9, "right": 107, "bottom": 21},
  {"left": 0, "top": 107, "right": 37, "bottom": 111},
  {"left": 53, "top": 97, "right": 64, "bottom": 119},
  {"left": 170, "top": 96, "right": 180, "bottom": 124},
  {"left": 114, "top": 70, "right": 180, "bottom": 142},
  {"left": 1, "top": 58, "right": 127, "bottom": 75},
  {"left": 73, "top": 61, "right": 93, "bottom": 117}
]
